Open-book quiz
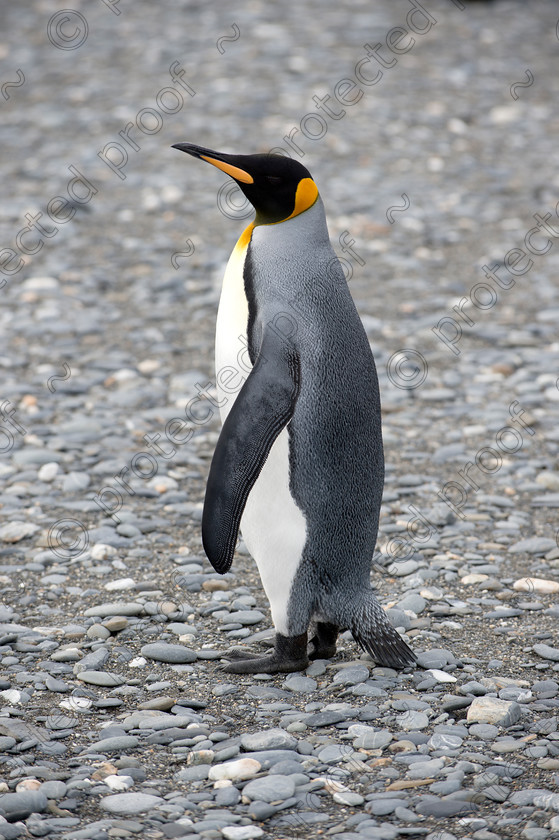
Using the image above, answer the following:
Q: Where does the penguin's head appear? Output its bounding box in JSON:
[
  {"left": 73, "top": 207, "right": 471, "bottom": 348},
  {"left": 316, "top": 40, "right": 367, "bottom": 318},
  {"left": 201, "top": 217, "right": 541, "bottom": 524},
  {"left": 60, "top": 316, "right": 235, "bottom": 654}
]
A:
[{"left": 172, "top": 143, "right": 319, "bottom": 225}]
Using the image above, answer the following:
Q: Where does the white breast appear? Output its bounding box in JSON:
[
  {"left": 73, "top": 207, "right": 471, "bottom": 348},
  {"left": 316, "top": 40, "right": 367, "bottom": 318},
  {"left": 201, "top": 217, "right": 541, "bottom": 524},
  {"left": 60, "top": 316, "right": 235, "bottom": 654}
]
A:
[
  {"left": 215, "top": 232, "right": 251, "bottom": 420},
  {"left": 214, "top": 226, "right": 307, "bottom": 635}
]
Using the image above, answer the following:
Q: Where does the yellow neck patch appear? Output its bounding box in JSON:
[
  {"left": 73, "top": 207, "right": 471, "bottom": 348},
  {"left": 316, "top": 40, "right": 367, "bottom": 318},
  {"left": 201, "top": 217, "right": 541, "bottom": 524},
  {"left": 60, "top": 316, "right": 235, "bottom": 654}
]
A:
[
  {"left": 234, "top": 221, "right": 255, "bottom": 254},
  {"left": 284, "top": 178, "right": 319, "bottom": 223},
  {"left": 233, "top": 177, "right": 319, "bottom": 247}
]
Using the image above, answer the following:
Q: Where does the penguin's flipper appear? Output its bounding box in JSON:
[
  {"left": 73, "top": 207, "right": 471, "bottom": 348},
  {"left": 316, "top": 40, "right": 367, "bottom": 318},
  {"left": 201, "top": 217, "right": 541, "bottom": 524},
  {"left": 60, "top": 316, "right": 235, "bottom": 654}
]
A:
[{"left": 202, "top": 334, "right": 301, "bottom": 574}]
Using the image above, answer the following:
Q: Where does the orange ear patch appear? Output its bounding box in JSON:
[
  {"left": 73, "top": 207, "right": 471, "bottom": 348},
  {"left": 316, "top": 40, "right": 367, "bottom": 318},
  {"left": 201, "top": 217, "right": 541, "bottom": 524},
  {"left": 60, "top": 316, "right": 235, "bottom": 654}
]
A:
[{"left": 286, "top": 178, "right": 319, "bottom": 221}]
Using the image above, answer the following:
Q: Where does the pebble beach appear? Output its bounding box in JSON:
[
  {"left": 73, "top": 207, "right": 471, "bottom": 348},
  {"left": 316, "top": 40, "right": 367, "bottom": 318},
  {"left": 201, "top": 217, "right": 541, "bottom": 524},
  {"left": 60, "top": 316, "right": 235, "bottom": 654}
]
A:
[{"left": 1, "top": 1, "right": 559, "bottom": 838}]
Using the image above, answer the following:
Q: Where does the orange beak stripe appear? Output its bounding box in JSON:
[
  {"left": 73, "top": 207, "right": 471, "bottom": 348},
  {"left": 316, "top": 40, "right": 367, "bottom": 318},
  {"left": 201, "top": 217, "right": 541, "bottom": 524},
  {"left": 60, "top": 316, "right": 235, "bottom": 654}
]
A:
[{"left": 200, "top": 155, "right": 254, "bottom": 184}]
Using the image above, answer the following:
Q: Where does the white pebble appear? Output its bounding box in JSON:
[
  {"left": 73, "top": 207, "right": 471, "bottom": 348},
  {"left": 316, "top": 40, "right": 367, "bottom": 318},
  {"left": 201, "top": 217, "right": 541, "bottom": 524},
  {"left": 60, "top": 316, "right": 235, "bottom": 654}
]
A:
[
  {"left": 208, "top": 758, "right": 261, "bottom": 782},
  {"left": 427, "top": 669, "right": 458, "bottom": 683},
  {"left": 103, "top": 775, "right": 134, "bottom": 791},
  {"left": 91, "top": 543, "right": 117, "bottom": 560},
  {"left": 1, "top": 689, "right": 23, "bottom": 704},
  {"left": 222, "top": 827, "right": 264, "bottom": 840},
  {"left": 513, "top": 577, "right": 559, "bottom": 594},
  {"left": 104, "top": 578, "right": 136, "bottom": 591},
  {"left": 38, "top": 462, "right": 59, "bottom": 482}
]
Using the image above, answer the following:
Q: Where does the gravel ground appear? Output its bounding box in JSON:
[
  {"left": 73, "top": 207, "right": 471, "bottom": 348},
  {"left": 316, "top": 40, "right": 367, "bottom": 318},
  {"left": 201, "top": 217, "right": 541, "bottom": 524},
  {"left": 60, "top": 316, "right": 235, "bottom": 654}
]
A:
[{"left": 1, "top": 1, "right": 559, "bottom": 838}]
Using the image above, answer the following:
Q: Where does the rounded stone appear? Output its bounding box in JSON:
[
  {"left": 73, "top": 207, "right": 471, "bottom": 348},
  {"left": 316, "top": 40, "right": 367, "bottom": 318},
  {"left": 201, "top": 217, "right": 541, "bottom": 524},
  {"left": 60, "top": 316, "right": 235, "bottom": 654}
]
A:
[
  {"left": 397, "top": 711, "right": 429, "bottom": 731},
  {"left": 332, "top": 665, "right": 370, "bottom": 686},
  {"left": 416, "top": 649, "right": 456, "bottom": 670},
  {"left": 224, "top": 610, "right": 265, "bottom": 625},
  {"left": 283, "top": 675, "right": 318, "bottom": 693},
  {"left": 84, "top": 602, "right": 144, "bottom": 617},
  {"left": 332, "top": 789, "right": 365, "bottom": 806},
  {"left": 103, "top": 616, "right": 128, "bottom": 632},
  {"left": 242, "top": 774, "right": 296, "bottom": 802},
  {"left": 533, "top": 644, "right": 559, "bottom": 662},
  {"left": 0, "top": 791, "right": 48, "bottom": 820},
  {"left": 77, "top": 671, "right": 125, "bottom": 687},
  {"left": 86, "top": 736, "right": 139, "bottom": 753},
  {"left": 240, "top": 729, "right": 297, "bottom": 751},
  {"left": 352, "top": 727, "right": 393, "bottom": 750},
  {"left": 38, "top": 781, "right": 67, "bottom": 800},
  {"left": 468, "top": 723, "right": 499, "bottom": 740},
  {"left": 428, "top": 733, "right": 463, "bottom": 750},
  {"left": 209, "top": 758, "right": 262, "bottom": 782},
  {"left": 140, "top": 643, "right": 197, "bottom": 663},
  {"left": 221, "top": 827, "right": 264, "bottom": 840},
  {"left": 100, "top": 792, "right": 164, "bottom": 814}
]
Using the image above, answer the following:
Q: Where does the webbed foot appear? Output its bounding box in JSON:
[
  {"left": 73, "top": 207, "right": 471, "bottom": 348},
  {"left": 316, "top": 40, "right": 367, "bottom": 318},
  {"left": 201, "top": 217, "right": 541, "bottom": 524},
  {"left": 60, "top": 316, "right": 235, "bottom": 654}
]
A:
[
  {"left": 219, "top": 632, "right": 309, "bottom": 674},
  {"left": 308, "top": 621, "right": 338, "bottom": 660}
]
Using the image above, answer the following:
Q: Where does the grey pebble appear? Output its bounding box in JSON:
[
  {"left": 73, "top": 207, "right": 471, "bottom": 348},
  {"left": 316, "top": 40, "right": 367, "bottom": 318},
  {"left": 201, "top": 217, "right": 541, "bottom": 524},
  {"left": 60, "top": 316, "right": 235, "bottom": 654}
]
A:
[
  {"left": 332, "top": 665, "right": 370, "bottom": 686},
  {"left": 99, "top": 792, "right": 164, "bottom": 814},
  {"left": 239, "top": 750, "right": 305, "bottom": 768},
  {"left": 509, "top": 537, "right": 557, "bottom": 555},
  {"left": 45, "top": 677, "right": 71, "bottom": 692},
  {"left": 84, "top": 602, "right": 145, "bottom": 617},
  {"left": 533, "top": 644, "right": 559, "bottom": 662},
  {"left": 469, "top": 724, "right": 500, "bottom": 739},
  {"left": 416, "top": 649, "right": 456, "bottom": 670},
  {"left": 241, "top": 729, "right": 297, "bottom": 751},
  {"left": 0, "top": 791, "right": 48, "bottom": 820},
  {"left": 77, "top": 670, "right": 125, "bottom": 687},
  {"left": 213, "top": 682, "right": 239, "bottom": 696},
  {"left": 397, "top": 711, "right": 430, "bottom": 731},
  {"left": 428, "top": 733, "right": 463, "bottom": 750},
  {"left": 39, "top": 780, "right": 68, "bottom": 799},
  {"left": 140, "top": 643, "right": 197, "bottom": 663},
  {"left": 351, "top": 727, "right": 392, "bottom": 750},
  {"left": 387, "top": 559, "right": 419, "bottom": 577},
  {"left": 223, "top": 610, "right": 265, "bottom": 625},
  {"left": 317, "top": 743, "right": 352, "bottom": 763},
  {"left": 415, "top": 796, "right": 479, "bottom": 818},
  {"left": 366, "top": 798, "right": 408, "bottom": 816},
  {"left": 396, "top": 593, "right": 427, "bottom": 614},
  {"left": 304, "top": 710, "right": 348, "bottom": 727},
  {"left": 73, "top": 647, "right": 110, "bottom": 674},
  {"left": 283, "top": 675, "right": 317, "bottom": 693},
  {"left": 175, "top": 765, "right": 210, "bottom": 781},
  {"left": 242, "top": 774, "right": 296, "bottom": 802},
  {"left": 85, "top": 735, "right": 139, "bottom": 752}
]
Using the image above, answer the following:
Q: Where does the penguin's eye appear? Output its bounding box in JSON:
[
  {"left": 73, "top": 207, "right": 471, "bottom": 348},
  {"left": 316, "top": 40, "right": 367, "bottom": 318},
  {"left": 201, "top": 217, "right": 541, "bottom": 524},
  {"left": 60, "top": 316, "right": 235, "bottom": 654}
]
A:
[{"left": 265, "top": 175, "right": 282, "bottom": 185}]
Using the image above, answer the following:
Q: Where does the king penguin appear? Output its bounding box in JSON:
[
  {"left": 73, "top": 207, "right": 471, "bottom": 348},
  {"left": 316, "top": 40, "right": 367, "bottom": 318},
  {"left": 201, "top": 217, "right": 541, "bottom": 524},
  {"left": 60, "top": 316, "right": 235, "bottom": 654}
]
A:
[{"left": 172, "top": 142, "right": 416, "bottom": 674}]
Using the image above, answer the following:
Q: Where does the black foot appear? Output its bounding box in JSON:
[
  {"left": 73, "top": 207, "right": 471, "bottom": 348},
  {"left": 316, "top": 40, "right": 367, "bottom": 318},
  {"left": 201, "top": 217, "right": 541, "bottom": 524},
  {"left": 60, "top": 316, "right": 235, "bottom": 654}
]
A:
[
  {"left": 308, "top": 621, "right": 339, "bottom": 660},
  {"left": 220, "top": 632, "right": 309, "bottom": 674},
  {"left": 221, "top": 647, "right": 265, "bottom": 661}
]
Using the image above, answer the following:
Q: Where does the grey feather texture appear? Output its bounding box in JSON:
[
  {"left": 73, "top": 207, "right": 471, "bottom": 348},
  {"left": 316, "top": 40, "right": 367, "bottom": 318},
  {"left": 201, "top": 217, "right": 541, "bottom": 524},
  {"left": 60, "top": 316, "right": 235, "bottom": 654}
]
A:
[{"left": 245, "top": 197, "right": 415, "bottom": 668}]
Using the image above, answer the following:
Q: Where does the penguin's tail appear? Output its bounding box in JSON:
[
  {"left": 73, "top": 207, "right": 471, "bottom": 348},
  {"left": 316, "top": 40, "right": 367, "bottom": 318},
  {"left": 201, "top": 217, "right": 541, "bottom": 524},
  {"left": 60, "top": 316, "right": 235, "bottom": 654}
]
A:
[{"left": 349, "top": 591, "right": 416, "bottom": 669}]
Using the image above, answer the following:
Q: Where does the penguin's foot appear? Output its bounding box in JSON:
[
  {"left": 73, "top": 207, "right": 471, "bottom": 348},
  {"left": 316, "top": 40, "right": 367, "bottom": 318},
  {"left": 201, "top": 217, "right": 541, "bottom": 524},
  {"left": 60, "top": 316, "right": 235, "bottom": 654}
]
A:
[
  {"left": 219, "top": 632, "right": 309, "bottom": 674},
  {"left": 308, "top": 621, "right": 339, "bottom": 660},
  {"left": 220, "top": 647, "right": 264, "bottom": 661}
]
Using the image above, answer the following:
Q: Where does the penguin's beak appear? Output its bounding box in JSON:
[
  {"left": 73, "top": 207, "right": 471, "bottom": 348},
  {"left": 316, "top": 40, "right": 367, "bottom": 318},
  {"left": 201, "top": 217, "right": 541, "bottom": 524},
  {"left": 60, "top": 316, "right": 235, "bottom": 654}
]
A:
[{"left": 172, "top": 142, "right": 254, "bottom": 184}]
